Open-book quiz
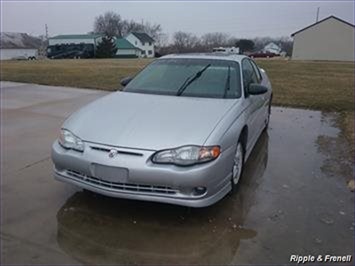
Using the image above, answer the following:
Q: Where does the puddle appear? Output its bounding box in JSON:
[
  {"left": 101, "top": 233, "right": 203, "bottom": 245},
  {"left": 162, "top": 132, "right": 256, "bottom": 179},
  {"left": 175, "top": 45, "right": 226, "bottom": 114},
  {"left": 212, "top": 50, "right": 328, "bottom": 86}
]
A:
[
  {"left": 56, "top": 133, "right": 267, "bottom": 265},
  {"left": 54, "top": 107, "right": 354, "bottom": 265}
]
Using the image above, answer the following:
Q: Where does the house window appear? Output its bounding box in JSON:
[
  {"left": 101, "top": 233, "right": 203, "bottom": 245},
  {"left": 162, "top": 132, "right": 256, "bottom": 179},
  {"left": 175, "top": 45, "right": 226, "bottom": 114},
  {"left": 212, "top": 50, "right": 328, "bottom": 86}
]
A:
[
  {"left": 141, "top": 50, "right": 145, "bottom": 55},
  {"left": 149, "top": 42, "right": 152, "bottom": 46},
  {"left": 148, "top": 50, "right": 152, "bottom": 55},
  {"left": 135, "top": 41, "right": 137, "bottom": 45},
  {"left": 142, "top": 42, "right": 145, "bottom": 46}
]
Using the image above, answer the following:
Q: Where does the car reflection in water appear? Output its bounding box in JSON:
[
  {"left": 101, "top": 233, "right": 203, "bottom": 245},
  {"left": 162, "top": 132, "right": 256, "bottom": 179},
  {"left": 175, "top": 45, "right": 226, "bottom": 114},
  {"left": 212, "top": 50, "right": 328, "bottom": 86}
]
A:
[{"left": 56, "top": 132, "right": 269, "bottom": 265}]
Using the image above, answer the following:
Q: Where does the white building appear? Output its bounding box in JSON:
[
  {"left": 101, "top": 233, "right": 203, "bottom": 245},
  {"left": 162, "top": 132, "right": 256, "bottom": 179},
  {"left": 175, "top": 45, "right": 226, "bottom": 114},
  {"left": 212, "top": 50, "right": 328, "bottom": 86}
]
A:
[
  {"left": 0, "top": 32, "right": 40, "bottom": 60},
  {"left": 115, "top": 38, "right": 142, "bottom": 58},
  {"left": 291, "top": 16, "right": 355, "bottom": 61},
  {"left": 263, "top": 42, "right": 282, "bottom": 54},
  {"left": 213, "top": 47, "right": 240, "bottom": 54},
  {"left": 49, "top": 34, "right": 102, "bottom": 47},
  {"left": 125, "top": 32, "right": 155, "bottom": 58}
]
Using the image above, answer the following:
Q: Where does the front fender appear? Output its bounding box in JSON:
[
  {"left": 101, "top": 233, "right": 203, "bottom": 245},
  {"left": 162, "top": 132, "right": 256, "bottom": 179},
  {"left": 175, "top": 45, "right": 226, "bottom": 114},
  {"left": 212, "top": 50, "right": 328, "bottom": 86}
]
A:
[{"left": 203, "top": 101, "right": 247, "bottom": 151}]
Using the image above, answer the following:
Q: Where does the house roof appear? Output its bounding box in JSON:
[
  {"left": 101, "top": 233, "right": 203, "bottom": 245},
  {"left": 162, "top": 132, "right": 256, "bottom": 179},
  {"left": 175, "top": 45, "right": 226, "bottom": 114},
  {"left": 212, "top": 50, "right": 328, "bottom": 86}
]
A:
[
  {"left": 291, "top": 15, "right": 355, "bottom": 37},
  {"left": 130, "top": 32, "right": 155, "bottom": 43},
  {"left": 264, "top": 42, "right": 280, "bottom": 48},
  {"left": 49, "top": 34, "right": 102, "bottom": 40},
  {"left": 116, "top": 38, "right": 141, "bottom": 50},
  {"left": 0, "top": 32, "right": 42, "bottom": 49}
]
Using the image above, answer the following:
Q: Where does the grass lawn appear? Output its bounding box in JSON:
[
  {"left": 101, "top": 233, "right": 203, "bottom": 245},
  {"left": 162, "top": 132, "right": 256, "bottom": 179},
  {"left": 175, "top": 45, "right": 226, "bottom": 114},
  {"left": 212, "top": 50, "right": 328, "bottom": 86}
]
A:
[
  {"left": 1, "top": 58, "right": 354, "bottom": 151},
  {"left": 0, "top": 59, "right": 153, "bottom": 91}
]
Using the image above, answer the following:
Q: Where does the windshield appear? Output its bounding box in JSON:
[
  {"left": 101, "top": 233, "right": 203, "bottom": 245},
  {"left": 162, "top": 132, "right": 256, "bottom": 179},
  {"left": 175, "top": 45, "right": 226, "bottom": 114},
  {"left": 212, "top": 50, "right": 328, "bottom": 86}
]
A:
[{"left": 123, "top": 58, "right": 242, "bottom": 99}]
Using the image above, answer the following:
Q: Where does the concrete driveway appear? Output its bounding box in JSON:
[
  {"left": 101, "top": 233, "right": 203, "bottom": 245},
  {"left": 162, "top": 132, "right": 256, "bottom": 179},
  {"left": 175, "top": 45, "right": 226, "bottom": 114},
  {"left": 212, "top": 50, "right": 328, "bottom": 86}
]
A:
[{"left": 1, "top": 82, "right": 354, "bottom": 265}]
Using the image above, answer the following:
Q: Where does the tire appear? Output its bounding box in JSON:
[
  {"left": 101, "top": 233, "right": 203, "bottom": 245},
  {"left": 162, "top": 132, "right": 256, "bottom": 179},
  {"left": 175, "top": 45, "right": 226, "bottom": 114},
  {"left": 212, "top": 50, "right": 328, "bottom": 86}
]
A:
[{"left": 231, "top": 141, "right": 245, "bottom": 187}]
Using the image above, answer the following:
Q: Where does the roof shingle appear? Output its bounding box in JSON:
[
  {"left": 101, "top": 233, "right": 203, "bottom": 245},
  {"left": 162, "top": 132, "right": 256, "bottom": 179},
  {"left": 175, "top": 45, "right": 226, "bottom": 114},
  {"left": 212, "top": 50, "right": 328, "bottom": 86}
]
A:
[
  {"left": 49, "top": 34, "right": 102, "bottom": 40},
  {"left": 116, "top": 38, "right": 141, "bottom": 50},
  {"left": 0, "top": 32, "right": 42, "bottom": 49},
  {"left": 130, "top": 32, "right": 155, "bottom": 43}
]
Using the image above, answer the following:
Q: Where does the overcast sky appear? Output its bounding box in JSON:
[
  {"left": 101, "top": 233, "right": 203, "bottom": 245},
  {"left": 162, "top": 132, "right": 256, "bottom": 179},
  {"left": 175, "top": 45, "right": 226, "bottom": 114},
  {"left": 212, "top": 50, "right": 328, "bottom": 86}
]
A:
[{"left": 1, "top": 1, "right": 354, "bottom": 40}]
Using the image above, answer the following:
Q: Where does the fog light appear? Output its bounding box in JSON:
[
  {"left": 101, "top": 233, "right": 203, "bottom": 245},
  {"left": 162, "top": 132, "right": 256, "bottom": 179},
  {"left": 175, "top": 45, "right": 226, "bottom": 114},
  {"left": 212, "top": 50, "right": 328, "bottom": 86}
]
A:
[{"left": 193, "top": 186, "right": 207, "bottom": 196}]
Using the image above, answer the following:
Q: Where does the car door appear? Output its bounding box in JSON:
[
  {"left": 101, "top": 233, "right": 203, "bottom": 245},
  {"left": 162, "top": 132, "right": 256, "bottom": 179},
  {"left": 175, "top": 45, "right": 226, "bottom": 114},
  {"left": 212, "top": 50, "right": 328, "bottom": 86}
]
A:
[
  {"left": 249, "top": 59, "right": 269, "bottom": 132},
  {"left": 241, "top": 58, "right": 265, "bottom": 152}
]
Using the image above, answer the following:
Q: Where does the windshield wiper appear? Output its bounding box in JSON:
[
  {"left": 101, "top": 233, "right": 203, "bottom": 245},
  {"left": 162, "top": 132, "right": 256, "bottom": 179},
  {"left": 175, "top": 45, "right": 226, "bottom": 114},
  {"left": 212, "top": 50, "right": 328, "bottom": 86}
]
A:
[
  {"left": 223, "top": 66, "right": 231, "bottom": 98},
  {"left": 176, "top": 64, "right": 211, "bottom": 96}
]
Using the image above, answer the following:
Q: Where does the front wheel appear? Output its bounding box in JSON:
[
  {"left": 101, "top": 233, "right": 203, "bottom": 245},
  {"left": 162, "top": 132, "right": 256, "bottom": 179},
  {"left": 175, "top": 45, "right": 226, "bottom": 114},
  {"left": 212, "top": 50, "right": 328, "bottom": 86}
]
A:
[
  {"left": 265, "top": 95, "right": 272, "bottom": 128},
  {"left": 232, "top": 141, "right": 244, "bottom": 186}
]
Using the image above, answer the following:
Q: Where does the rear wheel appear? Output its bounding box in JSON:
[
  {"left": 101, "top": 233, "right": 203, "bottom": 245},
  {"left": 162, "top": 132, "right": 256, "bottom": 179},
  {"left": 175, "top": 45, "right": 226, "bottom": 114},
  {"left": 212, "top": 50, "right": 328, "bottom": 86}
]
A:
[{"left": 232, "top": 141, "right": 244, "bottom": 186}]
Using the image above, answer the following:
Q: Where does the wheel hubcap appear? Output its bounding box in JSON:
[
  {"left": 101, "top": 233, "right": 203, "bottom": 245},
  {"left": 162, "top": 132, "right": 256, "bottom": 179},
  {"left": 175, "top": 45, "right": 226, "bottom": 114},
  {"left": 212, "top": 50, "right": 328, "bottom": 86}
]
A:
[{"left": 232, "top": 143, "right": 243, "bottom": 185}]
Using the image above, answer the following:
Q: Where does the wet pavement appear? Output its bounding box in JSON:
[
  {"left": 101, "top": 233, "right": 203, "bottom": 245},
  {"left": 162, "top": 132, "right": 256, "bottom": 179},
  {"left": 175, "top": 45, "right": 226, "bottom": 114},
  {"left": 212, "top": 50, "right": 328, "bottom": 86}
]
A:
[{"left": 1, "top": 81, "right": 354, "bottom": 265}]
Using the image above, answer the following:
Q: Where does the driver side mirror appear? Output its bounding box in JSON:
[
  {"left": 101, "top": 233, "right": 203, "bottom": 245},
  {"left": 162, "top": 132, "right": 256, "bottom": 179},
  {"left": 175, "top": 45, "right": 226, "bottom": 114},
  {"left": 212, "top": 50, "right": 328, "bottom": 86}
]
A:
[
  {"left": 248, "top": 83, "right": 268, "bottom": 95},
  {"left": 120, "top": 76, "right": 132, "bottom": 87}
]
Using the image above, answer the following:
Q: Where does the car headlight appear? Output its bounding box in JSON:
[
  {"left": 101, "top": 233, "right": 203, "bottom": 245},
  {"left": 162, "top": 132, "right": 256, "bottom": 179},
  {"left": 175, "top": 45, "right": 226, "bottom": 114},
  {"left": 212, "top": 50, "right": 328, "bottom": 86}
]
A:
[
  {"left": 152, "top": 145, "right": 221, "bottom": 166},
  {"left": 58, "top": 129, "right": 85, "bottom": 152}
]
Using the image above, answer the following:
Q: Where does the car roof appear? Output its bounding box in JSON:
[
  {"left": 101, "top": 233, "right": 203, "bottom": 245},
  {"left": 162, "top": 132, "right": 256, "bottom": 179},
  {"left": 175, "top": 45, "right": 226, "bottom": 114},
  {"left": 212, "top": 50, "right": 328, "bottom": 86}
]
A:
[{"left": 160, "top": 53, "right": 248, "bottom": 63}]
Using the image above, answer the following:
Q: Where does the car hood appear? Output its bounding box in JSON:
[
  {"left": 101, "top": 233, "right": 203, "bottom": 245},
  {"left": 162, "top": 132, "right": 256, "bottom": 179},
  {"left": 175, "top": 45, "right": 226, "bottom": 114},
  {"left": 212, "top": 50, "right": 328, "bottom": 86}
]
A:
[{"left": 63, "top": 92, "right": 237, "bottom": 150}]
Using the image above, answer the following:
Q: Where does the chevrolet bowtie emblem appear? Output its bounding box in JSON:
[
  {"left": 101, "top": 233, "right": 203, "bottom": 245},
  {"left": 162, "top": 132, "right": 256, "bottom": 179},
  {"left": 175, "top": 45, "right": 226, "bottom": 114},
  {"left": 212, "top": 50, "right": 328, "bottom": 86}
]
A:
[{"left": 108, "top": 149, "right": 119, "bottom": 158}]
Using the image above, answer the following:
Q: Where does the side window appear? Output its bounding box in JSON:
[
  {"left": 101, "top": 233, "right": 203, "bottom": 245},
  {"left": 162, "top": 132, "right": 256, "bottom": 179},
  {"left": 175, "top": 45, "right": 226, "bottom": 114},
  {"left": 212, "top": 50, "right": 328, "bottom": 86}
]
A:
[
  {"left": 250, "top": 60, "right": 262, "bottom": 82},
  {"left": 242, "top": 59, "right": 258, "bottom": 96}
]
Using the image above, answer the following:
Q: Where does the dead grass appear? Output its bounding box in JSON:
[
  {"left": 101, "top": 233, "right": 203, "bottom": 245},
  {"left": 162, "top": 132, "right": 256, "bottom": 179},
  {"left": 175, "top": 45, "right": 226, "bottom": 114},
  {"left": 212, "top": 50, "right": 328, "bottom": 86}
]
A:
[
  {"left": 256, "top": 59, "right": 354, "bottom": 112},
  {"left": 0, "top": 59, "right": 153, "bottom": 90},
  {"left": 1, "top": 58, "right": 354, "bottom": 150}
]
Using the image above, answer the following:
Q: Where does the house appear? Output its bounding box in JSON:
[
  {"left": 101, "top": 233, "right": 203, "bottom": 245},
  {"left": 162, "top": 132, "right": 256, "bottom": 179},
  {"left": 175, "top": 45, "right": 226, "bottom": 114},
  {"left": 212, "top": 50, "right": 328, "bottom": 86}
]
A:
[
  {"left": 125, "top": 32, "right": 155, "bottom": 58},
  {"left": 291, "top": 16, "right": 354, "bottom": 61},
  {"left": 49, "top": 34, "right": 102, "bottom": 48},
  {"left": 263, "top": 42, "right": 282, "bottom": 54},
  {"left": 0, "top": 32, "right": 41, "bottom": 60},
  {"left": 115, "top": 38, "right": 142, "bottom": 58}
]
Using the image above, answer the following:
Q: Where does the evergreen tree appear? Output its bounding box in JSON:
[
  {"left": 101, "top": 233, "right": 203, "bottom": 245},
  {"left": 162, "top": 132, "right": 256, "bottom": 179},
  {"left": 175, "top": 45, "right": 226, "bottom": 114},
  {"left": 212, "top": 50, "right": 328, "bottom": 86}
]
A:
[
  {"left": 95, "top": 36, "right": 117, "bottom": 58},
  {"left": 235, "top": 39, "right": 255, "bottom": 53}
]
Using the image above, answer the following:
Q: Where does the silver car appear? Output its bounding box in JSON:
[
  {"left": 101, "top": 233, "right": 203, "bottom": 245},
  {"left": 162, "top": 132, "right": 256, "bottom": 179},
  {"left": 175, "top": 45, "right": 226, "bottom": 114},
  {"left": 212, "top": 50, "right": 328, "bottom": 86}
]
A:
[{"left": 51, "top": 53, "right": 272, "bottom": 207}]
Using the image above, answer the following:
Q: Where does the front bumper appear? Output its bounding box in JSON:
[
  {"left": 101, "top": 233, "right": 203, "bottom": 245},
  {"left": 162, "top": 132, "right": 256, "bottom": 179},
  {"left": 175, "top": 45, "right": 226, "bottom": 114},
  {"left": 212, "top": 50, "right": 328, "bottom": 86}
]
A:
[{"left": 51, "top": 140, "right": 234, "bottom": 207}]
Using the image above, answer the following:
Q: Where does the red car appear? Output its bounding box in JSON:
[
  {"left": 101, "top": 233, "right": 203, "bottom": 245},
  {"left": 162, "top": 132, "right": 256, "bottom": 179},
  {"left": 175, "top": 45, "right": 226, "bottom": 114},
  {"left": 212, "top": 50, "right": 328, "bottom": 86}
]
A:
[{"left": 249, "top": 51, "right": 278, "bottom": 58}]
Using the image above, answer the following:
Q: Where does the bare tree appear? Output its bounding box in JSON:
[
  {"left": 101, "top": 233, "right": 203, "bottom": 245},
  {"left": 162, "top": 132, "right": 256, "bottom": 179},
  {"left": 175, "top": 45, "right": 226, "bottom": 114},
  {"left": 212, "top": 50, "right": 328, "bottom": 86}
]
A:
[
  {"left": 94, "top": 12, "right": 163, "bottom": 45},
  {"left": 121, "top": 20, "right": 162, "bottom": 42},
  {"left": 121, "top": 20, "right": 144, "bottom": 35},
  {"left": 172, "top": 31, "right": 200, "bottom": 52},
  {"left": 94, "top": 11, "right": 124, "bottom": 37},
  {"left": 141, "top": 22, "right": 162, "bottom": 41},
  {"left": 155, "top": 32, "right": 169, "bottom": 48},
  {"left": 201, "top": 32, "right": 229, "bottom": 49}
]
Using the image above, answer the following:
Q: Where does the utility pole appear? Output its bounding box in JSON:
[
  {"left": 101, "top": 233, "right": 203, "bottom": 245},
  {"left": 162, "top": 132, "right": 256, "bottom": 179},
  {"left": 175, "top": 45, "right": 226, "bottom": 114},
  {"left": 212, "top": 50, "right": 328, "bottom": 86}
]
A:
[
  {"left": 45, "top": 24, "right": 48, "bottom": 40},
  {"left": 316, "top": 7, "right": 320, "bottom": 22}
]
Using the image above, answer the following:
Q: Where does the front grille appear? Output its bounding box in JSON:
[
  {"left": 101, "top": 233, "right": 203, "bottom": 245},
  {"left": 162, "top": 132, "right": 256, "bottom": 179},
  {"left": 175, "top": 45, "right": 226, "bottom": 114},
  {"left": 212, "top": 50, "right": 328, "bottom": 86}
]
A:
[
  {"left": 66, "top": 169, "right": 177, "bottom": 195},
  {"left": 90, "top": 146, "right": 143, "bottom": 157}
]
